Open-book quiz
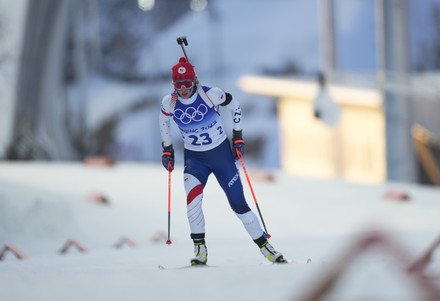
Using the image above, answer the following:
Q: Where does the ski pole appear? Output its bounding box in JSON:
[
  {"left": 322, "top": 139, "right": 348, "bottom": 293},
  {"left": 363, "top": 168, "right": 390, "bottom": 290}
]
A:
[
  {"left": 236, "top": 150, "right": 271, "bottom": 239},
  {"left": 166, "top": 162, "right": 172, "bottom": 245}
]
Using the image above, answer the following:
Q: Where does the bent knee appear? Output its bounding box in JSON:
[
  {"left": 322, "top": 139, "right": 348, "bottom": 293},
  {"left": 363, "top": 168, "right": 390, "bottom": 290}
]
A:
[
  {"left": 231, "top": 203, "right": 250, "bottom": 214},
  {"left": 184, "top": 173, "right": 203, "bottom": 193}
]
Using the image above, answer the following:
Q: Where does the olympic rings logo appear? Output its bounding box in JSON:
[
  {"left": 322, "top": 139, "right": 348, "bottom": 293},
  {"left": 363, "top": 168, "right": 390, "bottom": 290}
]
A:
[{"left": 174, "top": 104, "right": 208, "bottom": 124}]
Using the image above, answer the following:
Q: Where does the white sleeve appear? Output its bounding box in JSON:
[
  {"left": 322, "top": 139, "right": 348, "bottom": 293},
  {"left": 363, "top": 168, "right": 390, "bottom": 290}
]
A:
[
  {"left": 226, "top": 97, "right": 242, "bottom": 131},
  {"left": 206, "top": 87, "right": 227, "bottom": 106},
  {"left": 206, "top": 87, "right": 242, "bottom": 131},
  {"left": 159, "top": 95, "right": 173, "bottom": 147}
]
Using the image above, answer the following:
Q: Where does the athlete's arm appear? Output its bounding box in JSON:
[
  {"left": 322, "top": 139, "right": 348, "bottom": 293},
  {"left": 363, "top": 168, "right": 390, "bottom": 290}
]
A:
[
  {"left": 219, "top": 91, "right": 244, "bottom": 157},
  {"left": 221, "top": 92, "right": 242, "bottom": 132},
  {"left": 159, "top": 95, "right": 173, "bottom": 146},
  {"left": 206, "top": 87, "right": 242, "bottom": 131}
]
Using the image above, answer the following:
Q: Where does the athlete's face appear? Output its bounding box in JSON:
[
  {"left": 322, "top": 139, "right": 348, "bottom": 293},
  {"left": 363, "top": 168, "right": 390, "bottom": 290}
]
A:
[{"left": 174, "top": 80, "right": 195, "bottom": 99}]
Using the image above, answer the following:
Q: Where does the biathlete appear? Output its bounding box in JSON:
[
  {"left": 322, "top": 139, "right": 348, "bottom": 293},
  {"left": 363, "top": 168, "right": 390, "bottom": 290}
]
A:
[{"left": 159, "top": 57, "right": 285, "bottom": 265}]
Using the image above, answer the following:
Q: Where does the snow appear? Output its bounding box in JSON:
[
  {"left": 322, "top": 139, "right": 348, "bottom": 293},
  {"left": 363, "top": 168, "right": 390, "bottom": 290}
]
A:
[{"left": 0, "top": 162, "right": 439, "bottom": 301}]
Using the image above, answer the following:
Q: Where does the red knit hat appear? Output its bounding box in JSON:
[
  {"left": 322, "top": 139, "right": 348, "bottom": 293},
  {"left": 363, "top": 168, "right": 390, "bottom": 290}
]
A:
[{"left": 171, "top": 57, "right": 195, "bottom": 81}]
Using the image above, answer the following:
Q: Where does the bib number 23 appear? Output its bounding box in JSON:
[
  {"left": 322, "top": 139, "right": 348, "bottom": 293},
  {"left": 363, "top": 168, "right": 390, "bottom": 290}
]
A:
[
  {"left": 188, "top": 127, "right": 223, "bottom": 146},
  {"left": 189, "top": 133, "right": 212, "bottom": 146}
]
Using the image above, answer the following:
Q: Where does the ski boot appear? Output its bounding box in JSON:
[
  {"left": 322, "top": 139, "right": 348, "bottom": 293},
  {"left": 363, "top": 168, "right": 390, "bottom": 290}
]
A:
[
  {"left": 191, "top": 241, "right": 207, "bottom": 265},
  {"left": 260, "top": 241, "right": 286, "bottom": 263}
]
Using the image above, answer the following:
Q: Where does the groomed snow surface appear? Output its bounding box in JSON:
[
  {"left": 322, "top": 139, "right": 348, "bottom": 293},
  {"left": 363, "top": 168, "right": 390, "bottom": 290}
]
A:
[{"left": 0, "top": 162, "right": 439, "bottom": 301}]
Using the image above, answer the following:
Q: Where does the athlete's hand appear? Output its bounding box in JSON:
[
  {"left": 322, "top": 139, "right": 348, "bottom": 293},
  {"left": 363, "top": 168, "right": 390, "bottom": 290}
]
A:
[
  {"left": 232, "top": 130, "right": 245, "bottom": 159},
  {"left": 162, "top": 143, "right": 175, "bottom": 171}
]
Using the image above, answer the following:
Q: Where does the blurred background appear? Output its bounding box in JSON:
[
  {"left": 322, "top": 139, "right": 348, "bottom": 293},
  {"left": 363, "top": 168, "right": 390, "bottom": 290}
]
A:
[{"left": 1, "top": 0, "right": 440, "bottom": 185}]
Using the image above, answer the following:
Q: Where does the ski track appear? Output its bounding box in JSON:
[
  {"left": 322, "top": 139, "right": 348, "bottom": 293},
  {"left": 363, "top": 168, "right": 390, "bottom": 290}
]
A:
[{"left": 0, "top": 163, "right": 440, "bottom": 301}]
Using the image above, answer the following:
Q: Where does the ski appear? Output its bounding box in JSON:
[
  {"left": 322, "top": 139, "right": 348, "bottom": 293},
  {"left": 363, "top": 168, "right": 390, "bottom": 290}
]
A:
[
  {"left": 158, "top": 258, "right": 311, "bottom": 270},
  {"left": 158, "top": 264, "right": 214, "bottom": 270},
  {"left": 270, "top": 258, "right": 312, "bottom": 265}
]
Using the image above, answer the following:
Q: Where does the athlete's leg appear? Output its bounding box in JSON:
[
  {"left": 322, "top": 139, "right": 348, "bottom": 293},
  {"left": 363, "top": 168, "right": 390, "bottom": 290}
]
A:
[
  {"left": 208, "top": 140, "right": 265, "bottom": 240},
  {"left": 183, "top": 150, "right": 211, "bottom": 265},
  {"left": 183, "top": 149, "right": 210, "bottom": 237},
  {"left": 184, "top": 173, "right": 205, "bottom": 234}
]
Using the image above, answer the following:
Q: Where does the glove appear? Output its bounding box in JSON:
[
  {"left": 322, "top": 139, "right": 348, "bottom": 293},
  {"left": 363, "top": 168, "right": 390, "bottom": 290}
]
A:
[
  {"left": 232, "top": 130, "right": 245, "bottom": 159},
  {"left": 161, "top": 143, "right": 175, "bottom": 171}
]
